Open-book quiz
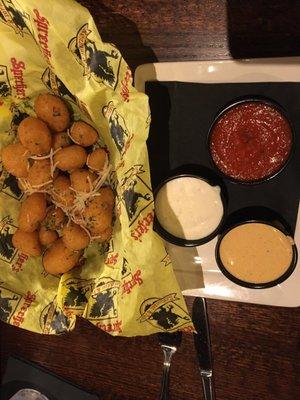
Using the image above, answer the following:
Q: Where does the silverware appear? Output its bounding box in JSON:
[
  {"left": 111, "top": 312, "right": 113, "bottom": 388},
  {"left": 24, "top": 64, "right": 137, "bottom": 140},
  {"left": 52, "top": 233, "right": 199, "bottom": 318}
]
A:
[
  {"left": 158, "top": 331, "right": 182, "bottom": 400},
  {"left": 192, "top": 297, "right": 215, "bottom": 400}
]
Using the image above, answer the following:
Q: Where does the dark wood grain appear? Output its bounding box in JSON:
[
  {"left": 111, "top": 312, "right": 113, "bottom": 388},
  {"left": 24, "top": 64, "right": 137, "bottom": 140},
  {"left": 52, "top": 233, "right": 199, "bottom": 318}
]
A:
[
  {"left": 77, "top": 0, "right": 300, "bottom": 70},
  {"left": 1, "top": 299, "right": 300, "bottom": 399},
  {"left": 1, "top": 1, "right": 300, "bottom": 399}
]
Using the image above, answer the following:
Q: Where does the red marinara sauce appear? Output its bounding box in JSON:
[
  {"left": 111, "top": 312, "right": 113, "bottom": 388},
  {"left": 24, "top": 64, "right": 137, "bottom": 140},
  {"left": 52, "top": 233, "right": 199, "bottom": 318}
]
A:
[{"left": 209, "top": 102, "right": 293, "bottom": 182}]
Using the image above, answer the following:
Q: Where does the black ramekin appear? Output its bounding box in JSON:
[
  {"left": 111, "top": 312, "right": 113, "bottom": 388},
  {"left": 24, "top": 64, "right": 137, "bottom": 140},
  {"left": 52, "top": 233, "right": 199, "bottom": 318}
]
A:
[
  {"left": 215, "top": 219, "right": 298, "bottom": 289},
  {"left": 207, "top": 96, "right": 295, "bottom": 185},
  {"left": 153, "top": 173, "right": 227, "bottom": 247}
]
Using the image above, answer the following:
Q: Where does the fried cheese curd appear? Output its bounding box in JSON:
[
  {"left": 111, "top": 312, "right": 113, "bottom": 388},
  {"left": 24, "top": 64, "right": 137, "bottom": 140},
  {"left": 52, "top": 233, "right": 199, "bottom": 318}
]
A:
[
  {"left": 69, "top": 121, "right": 98, "bottom": 147},
  {"left": 12, "top": 229, "right": 42, "bottom": 257},
  {"left": 43, "top": 238, "right": 82, "bottom": 275},
  {"left": 1, "top": 142, "right": 30, "bottom": 178},
  {"left": 86, "top": 148, "right": 107, "bottom": 172},
  {"left": 35, "top": 93, "right": 70, "bottom": 132},
  {"left": 1, "top": 92, "right": 114, "bottom": 274},
  {"left": 18, "top": 116, "right": 52, "bottom": 155}
]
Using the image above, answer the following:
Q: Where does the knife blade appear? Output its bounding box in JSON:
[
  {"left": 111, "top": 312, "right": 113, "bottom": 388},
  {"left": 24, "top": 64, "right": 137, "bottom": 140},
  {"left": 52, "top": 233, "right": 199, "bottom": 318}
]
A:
[{"left": 192, "top": 297, "right": 215, "bottom": 400}]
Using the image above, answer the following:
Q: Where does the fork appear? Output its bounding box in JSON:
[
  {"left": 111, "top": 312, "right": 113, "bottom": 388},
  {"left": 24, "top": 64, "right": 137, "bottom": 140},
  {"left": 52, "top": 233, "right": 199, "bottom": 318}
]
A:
[{"left": 158, "top": 331, "right": 182, "bottom": 400}]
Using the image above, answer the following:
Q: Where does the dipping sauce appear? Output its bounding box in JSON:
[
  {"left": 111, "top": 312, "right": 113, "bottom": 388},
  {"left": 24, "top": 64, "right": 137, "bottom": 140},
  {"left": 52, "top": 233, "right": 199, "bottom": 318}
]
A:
[
  {"left": 218, "top": 223, "right": 294, "bottom": 284},
  {"left": 210, "top": 102, "right": 293, "bottom": 182},
  {"left": 155, "top": 176, "right": 224, "bottom": 241}
]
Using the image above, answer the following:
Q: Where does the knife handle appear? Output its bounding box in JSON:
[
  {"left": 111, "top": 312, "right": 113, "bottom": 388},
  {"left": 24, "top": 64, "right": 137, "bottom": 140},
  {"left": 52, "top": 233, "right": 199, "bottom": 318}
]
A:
[{"left": 201, "top": 371, "right": 215, "bottom": 400}]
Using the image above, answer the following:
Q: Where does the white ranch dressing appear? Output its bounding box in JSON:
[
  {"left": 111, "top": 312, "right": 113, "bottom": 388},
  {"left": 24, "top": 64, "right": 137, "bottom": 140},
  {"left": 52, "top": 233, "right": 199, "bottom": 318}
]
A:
[{"left": 155, "top": 177, "right": 224, "bottom": 240}]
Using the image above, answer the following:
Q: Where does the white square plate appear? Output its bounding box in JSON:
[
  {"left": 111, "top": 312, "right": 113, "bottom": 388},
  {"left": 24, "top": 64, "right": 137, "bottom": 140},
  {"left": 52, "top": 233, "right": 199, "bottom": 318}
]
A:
[{"left": 135, "top": 57, "right": 300, "bottom": 307}]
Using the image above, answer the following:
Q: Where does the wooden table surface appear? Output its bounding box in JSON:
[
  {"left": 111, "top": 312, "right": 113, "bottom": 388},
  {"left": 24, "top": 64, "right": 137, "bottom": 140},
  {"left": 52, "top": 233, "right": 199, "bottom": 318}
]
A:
[{"left": 1, "top": 1, "right": 300, "bottom": 399}]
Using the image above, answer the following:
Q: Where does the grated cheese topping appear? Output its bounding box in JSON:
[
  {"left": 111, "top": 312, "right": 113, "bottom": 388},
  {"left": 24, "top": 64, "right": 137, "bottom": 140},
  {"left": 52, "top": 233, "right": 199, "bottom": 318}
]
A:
[{"left": 17, "top": 145, "right": 113, "bottom": 244}]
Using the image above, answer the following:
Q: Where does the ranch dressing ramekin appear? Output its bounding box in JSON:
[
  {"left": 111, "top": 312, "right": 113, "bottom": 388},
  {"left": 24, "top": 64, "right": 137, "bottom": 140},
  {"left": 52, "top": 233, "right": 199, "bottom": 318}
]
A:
[{"left": 154, "top": 174, "right": 226, "bottom": 247}]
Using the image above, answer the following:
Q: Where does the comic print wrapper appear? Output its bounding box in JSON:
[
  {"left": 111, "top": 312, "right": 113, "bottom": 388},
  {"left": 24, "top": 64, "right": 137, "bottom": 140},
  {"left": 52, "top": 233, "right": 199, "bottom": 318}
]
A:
[{"left": 0, "top": 0, "right": 193, "bottom": 335}]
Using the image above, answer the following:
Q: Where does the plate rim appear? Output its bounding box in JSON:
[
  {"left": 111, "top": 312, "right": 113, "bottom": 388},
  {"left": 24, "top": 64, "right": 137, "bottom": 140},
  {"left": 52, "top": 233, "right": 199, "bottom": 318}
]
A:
[{"left": 135, "top": 57, "right": 300, "bottom": 307}]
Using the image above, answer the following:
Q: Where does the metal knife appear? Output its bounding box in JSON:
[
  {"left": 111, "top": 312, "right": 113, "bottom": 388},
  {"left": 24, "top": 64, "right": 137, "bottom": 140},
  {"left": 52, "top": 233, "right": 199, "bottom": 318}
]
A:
[{"left": 192, "top": 297, "right": 216, "bottom": 400}]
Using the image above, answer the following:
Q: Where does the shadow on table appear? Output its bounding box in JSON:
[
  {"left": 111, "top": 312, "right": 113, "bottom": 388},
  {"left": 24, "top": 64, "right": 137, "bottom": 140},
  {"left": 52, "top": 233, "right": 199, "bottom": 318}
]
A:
[
  {"left": 83, "top": 2, "right": 204, "bottom": 292},
  {"left": 226, "top": 0, "right": 300, "bottom": 58}
]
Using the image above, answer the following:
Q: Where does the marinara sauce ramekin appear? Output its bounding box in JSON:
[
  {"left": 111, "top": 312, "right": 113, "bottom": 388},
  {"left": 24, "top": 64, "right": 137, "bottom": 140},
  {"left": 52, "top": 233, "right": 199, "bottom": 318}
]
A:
[{"left": 208, "top": 97, "right": 294, "bottom": 184}]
